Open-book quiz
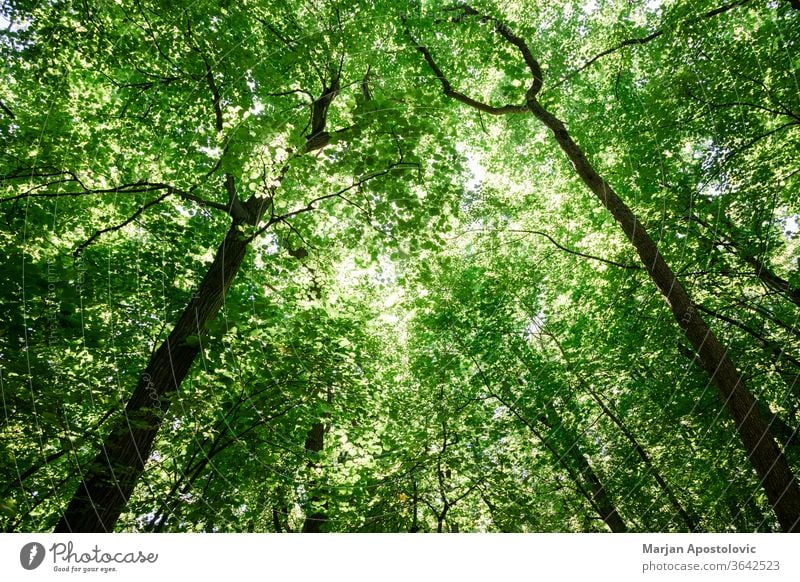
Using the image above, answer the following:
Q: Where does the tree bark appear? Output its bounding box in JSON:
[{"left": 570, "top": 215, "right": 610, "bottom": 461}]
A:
[
  {"left": 527, "top": 99, "right": 800, "bottom": 532},
  {"left": 412, "top": 4, "right": 800, "bottom": 529},
  {"left": 589, "top": 387, "right": 700, "bottom": 531},
  {"left": 301, "top": 421, "right": 327, "bottom": 533},
  {"left": 528, "top": 334, "right": 699, "bottom": 530},
  {"left": 540, "top": 404, "right": 628, "bottom": 533},
  {"left": 573, "top": 450, "right": 628, "bottom": 533},
  {"left": 54, "top": 219, "right": 253, "bottom": 532},
  {"left": 467, "top": 348, "right": 626, "bottom": 532}
]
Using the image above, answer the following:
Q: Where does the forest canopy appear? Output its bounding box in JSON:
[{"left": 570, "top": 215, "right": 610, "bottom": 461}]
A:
[{"left": 1, "top": 0, "right": 800, "bottom": 533}]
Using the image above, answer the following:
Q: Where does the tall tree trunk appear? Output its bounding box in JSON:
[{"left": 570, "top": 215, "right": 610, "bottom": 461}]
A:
[
  {"left": 411, "top": 5, "right": 800, "bottom": 529},
  {"left": 537, "top": 333, "right": 699, "bottom": 530},
  {"left": 55, "top": 219, "right": 253, "bottom": 532},
  {"left": 540, "top": 404, "right": 628, "bottom": 533},
  {"left": 301, "top": 421, "right": 327, "bottom": 533},
  {"left": 571, "top": 448, "right": 628, "bottom": 533},
  {"left": 527, "top": 100, "right": 800, "bottom": 531},
  {"left": 466, "top": 348, "right": 626, "bottom": 531},
  {"left": 589, "top": 387, "right": 700, "bottom": 531},
  {"left": 409, "top": 479, "right": 420, "bottom": 532}
]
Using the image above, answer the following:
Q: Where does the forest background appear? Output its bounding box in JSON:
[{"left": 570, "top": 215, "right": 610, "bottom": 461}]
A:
[{"left": 1, "top": 0, "right": 800, "bottom": 533}]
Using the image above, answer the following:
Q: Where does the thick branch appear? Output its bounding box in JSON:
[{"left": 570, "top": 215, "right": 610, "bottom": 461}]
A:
[
  {"left": 204, "top": 60, "right": 224, "bottom": 133},
  {"left": 304, "top": 66, "right": 343, "bottom": 151},
  {"left": 410, "top": 38, "right": 528, "bottom": 115},
  {"left": 448, "top": 5, "right": 544, "bottom": 99}
]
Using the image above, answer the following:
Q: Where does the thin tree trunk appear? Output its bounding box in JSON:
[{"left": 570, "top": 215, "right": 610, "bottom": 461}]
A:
[
  {"left": 55, "top": 219, "right": 253, "bottom": 532},
  {"left": 535, "top": 333, "right": 699, "bottom": 530},
  {"left": 409, "top": 479, "right": 420, "bottom": 532},
  {"left": 527, "top": 100, "right": 800, "bottom": 531},
  {"left": 540, "top": 404, "right": 628, "bottom": 533},
  {"left": 301, "top": 421, "right": 327, "bottom": 533},
  {"left": 573, "top": 451, "right": 627, "bottom": 533},
  {"left": 589, "top": 387, "right": 700, "bottom": 530},
  {"left": 436, "top": 510, "right": 446, "bottom": 533},
  {"left": 463, "top": 345, "right": 626, "bottom": 531},
  {"left": 535, "top": 413, "right": 626, "bottom": 531},
  {"left": 272, "top": 507, "right": 283, "bottom": 533}
]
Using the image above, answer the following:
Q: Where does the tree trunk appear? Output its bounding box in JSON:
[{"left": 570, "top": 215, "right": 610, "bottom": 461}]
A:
[
  {"left": 540, "top": 333, "right": 699, "bottom": 530},
  {"left": 301, "top": 421, "right": 327, "bottom": 533},
  {"left": 409, "top": 479, "right": 420, "bottom": 532},
  {"left": 54, "top": 219, "right": 253, "bottom": 532},
  {"left": 588, "top": 388, "right": 700, "bottom": 531},
  {"left": 541, "top": 404, "right": 627, "bottom": 533},
  {"left": 528, "top": 99, "right": 800, "bottom": 532},
  {"left": 471, "top": 357, "right": 627, "bottom": 532},
  {"left": 572, "top": 450, "right": 628, "bottom": 533}
]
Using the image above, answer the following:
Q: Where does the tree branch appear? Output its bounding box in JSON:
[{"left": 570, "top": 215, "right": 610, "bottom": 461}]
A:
[
  {"left": 696, "top": 304, "right": 800, "bottom": 369},
  {"left": 72, "top": 193, "right": 170, "bottom": 257},
  {"left": 361, "top": 65, "right": 373, "bottom": 102},
  {"left": 0, "top": 98, "right": 15, "bottom": 119},
  {"left": 685, "top": 88, "right": 800, "bottom": 124},
  {"left": 250, "top": 160, "right": 416, "bottom": 240},
  {"left": 1, "top": 178, "right": 231, "bottom": 219},
  {"left": 0, "top": 181, "right": 158, "bottom": 203},
  {"left": 548, "top": 0, "right": 753, "bottom": 92},
  {"left": 446, "top": 5, "right": 544, "bottom": 99},
  {"left": 408, "top": 33, "right": 528, "bottom": 115},
  {"left": 465, "top": 228, "right": 641, "bottom": 270},
  {"left": 204, "top": 60, "right": 224, "bottom": 133}
]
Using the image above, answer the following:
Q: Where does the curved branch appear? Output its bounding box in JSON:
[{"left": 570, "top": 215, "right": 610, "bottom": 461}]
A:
[
  {"left": 508, "top": 228, "right": 641, "bottom": 270},
  {"left": 406, "top": 23, "right": 528, "bottom": 116},
  {"left": 1, "top": 181, "right": 159, "bottom": 203},
  {"left": 466, "top": 228, "right": 641, "bottom": 270},
  {"left": 548, "top": 0, "right": 753, "bottom": 92},
  {"left": 252, "top": 160, "right": 417, "bottom": 239},
  {"left": 2, "top": 178, "right": 232, "bottom": 223},
  {"left": 447, "top": 5, "right": 544, "bottom": 99},
  {"left": 419, "top": 45, "right": 527, "bottom": 114},
  {"left": 0, "top": 99, "right": 15, "bottom": 119},
  {"left": 73, "top": 193, "right": 170, "bottom": 257}
]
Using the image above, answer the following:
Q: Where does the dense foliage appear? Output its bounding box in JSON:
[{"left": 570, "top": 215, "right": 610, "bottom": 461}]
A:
[{"left": 1, "top": 0, "right": 799, "bottom": 532}]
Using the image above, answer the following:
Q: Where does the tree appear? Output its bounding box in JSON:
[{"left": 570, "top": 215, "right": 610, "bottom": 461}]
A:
[{"left": 404, "top": 0, "right": 800, "bottom": 531}]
